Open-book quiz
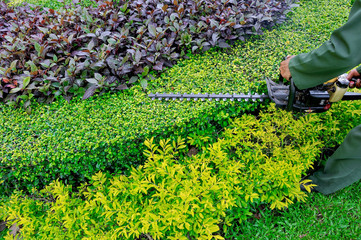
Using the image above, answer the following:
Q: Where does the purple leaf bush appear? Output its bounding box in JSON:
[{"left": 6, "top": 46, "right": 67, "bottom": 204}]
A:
[{"left": 0, "top": 0, "right": 296, "bottom": 104}]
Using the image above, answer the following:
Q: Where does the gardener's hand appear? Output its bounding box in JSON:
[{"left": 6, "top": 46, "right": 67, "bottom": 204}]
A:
[
  {"left": 347, "top": 68, "right": 361, "bottom": 88},
  {"left": 347, "top": 68, "right": 361, "bottom": 80},
  {"left": 279, "top": 55, "right": 295, "bottom": 81}
]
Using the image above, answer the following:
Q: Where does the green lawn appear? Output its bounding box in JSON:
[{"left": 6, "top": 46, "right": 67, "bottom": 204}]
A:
[{"left": 231, "top": 181, "right": 361, "bottom": 239}]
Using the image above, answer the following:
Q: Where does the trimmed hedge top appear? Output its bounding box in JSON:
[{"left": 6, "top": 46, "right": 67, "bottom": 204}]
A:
[{"left": 1, "top": 86, "right": 261, "bottom": 194}]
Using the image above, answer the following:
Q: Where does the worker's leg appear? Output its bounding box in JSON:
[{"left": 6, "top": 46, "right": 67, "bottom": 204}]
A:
[{"left": 309, "top": 124, "right": 361, "bottom": 195}]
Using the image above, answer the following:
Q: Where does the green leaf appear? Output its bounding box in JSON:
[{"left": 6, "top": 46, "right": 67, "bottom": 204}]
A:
[
  {"left": 23, "top": 77, "right": 31, "bottom": 89},
  {"left": 38, "top": 26, "right": 49, "bottom": 34},
  {"left": 86, "top": 78, "right": 98, "bottom": 84},
  {"left": 121, "top": 55, "right": 130, "bottom": 65},
  {"left": 6, "top": 101, "right": 16, "bottom": 107},
  {"left": 121, "top": 2, "right": 128, "bottom": 12},
  {"left": 140, "top": 79, "right": 148, "bottom": 90},
  {"left": 142, "top": 66, "right": 149, "bottom": 77},
  {"left": 107, "top": 38, "right": 117, "bottom": 45},
  {"left": 10, "top": 60, "right": 18, "bottom": 70},
  {"left": 135, "top": 49, "right": 142, "bottom": 63},
  {"left": 30, "top": 62, "right": 38, "bottom": 73},
  {"left": 170, "top": 13, "right": 178, "bottom": 21},
  {"left": 129, "top": 76, "right": 138, "bottom": 84},
  {"left": 148, "top": 24, "right": 157, "bottom": 37},
  {"left": 88, "top": 39, "right": 95, "bottom": 51},
  {"left": 40, "top": 60, "right": 51, "bottom": 69},
  {"left": 94, "top": 73, "right": 102, "bottom": 81},
  {"left": 10, "top": 87, "right": 22, "bottom": 93},
  {"left": 23, "top": 100, "right": 31, "bottom": 108},
  {"left": 5, "top": 35, "right": 14, "bottom": 43},
  {"left": 18, "top": 95, "right": 28, "bottom": 100},
  {"left": 34, "top": 42, "right": 41, "bottom": 56}
]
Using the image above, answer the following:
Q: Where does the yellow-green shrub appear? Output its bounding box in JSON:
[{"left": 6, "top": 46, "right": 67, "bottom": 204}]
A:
[{"left": 1, "top": 105, "right": 332, "bottom": 239}]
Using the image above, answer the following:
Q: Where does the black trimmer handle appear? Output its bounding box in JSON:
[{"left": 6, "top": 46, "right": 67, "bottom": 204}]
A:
[
  {"left": 279, "top": 73, "right": 284, "bottom": 83},
  {"left": 277, "top": 73, "right": 296, "bottom": 111},
  {"left": 286, "top": 77, "right": 296, "bottom": 111}
]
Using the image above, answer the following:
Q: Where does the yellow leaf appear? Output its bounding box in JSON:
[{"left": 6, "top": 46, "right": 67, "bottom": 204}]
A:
[
  {"left": 214, "top": 235, "right": 225, "bottom": 240},
  {"left": 208, "top": 224, "right": 219, "bottom": 233}
]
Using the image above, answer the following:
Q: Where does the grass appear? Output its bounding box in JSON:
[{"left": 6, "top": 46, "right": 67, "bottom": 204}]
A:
[{"left": 230, "top": 181, "right": 361, "bottom": 239}]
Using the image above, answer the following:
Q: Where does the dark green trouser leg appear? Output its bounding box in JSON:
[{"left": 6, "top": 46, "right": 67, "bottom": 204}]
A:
[{"left": 309, "top": 124, "right": 361, "bottom": 195}]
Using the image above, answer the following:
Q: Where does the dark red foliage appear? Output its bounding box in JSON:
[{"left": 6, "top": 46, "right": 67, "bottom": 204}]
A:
[{"left": 0, "top": 0, "right": 296, "bottom": 104}]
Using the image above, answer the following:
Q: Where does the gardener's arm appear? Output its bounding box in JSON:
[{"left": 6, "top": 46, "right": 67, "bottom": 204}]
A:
[{"left": 281, "top": 0, "right": 361, "bottom": 90}]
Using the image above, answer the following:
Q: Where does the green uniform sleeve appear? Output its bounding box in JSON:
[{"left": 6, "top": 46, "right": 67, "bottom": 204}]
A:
[
  {"left": 356, "top": 65, "right": 361, "bottom": 74},
  {"left": 289, "top": 0, "right": 361, "bottom": 90}
]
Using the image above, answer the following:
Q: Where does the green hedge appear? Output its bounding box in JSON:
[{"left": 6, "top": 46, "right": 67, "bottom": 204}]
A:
[
  {"left": 1, "top": 102, "right": 361, "bottom": 239},
  {"left": 0, "top": 86, "right": 263, "bottom": 195}
]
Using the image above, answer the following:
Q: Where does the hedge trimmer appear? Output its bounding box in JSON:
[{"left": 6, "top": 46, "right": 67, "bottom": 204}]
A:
[{"left": 149, "top": 73, "right": 361, "bottom": 113}]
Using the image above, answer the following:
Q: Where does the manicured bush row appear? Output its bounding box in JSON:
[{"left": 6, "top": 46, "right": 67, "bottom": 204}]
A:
[
  {"left": 1, "top": 102, "right": 361, "bottom": 239},
  {"left": 0, "top": 0, "right": 296, "bottom": 106},
  {"left": 0, "top": 85, "right": 264, "bottom": 195}
]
